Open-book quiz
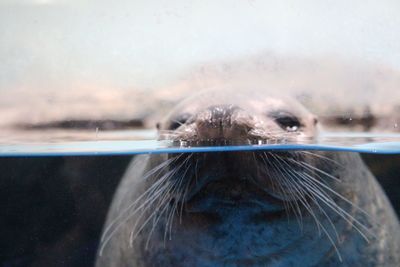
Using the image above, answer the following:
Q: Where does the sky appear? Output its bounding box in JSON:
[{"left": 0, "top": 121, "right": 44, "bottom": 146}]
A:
[{"left": 0, "top": 0, "right": 400, "bottom": 90}]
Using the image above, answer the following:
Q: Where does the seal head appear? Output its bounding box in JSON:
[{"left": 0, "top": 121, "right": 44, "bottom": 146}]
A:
[
  {"left": 97, "top": 89, "right": 400, "bottom": 267},
  {"left": 159, "top": 89, "right": 318, "bottom": 145}
]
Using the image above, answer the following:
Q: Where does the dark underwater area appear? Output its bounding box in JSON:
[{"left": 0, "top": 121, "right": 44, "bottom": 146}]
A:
[{"left": 0, "top": 153, "right": 398, "bottom": 267}]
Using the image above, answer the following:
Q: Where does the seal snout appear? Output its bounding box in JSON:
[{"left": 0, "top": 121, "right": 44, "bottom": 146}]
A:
[
  {"left": 195, "top": 105, "right": 253, "bottom": 142},
  {"left": 179, "top": 104, "right": 278, "bottom": 146},
  {"left": 176, "top": 152, "right": 291, "bottom": 215}
]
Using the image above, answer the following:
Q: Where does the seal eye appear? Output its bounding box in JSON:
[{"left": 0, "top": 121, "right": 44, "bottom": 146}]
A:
[
  {"left": 168, "top": 113, "right": 192, "bottom": 130},
  {"left": 269, "top": 111, "right": 302, "bottom": 132},
  {"left": 276, "top": 117, "right": 301, "bottom": 132}
]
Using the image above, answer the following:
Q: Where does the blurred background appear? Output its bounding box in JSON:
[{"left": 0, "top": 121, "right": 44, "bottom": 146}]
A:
[{"left": 1, "top": 0, "right": 400, "bottom": 139}]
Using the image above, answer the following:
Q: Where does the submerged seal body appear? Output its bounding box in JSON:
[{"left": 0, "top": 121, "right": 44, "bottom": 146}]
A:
[{"left": 97, "top": 89, "right": 399, "bottom": 267}]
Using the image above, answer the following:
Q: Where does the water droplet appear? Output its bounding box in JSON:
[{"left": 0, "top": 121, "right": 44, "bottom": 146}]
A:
[
  {"left": 349, "top": 117, "right": 353, "bottom": 121},
  {"left": 180, "top": 140, "right": 188, "bottom": 147},
  {"left": 394, "top": 123, "right": 398, "bottom": 128}
]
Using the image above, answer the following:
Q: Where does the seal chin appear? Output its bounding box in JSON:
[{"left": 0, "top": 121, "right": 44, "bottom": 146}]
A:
[
  {"left": 167, "top": 151, "right": 306, "bottom": 220},
  {"left": 183, "top": 177, "right": 288, "bottom": 215}
]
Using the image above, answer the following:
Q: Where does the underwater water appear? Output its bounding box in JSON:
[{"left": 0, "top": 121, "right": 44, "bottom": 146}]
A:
[{"left": 0, "top": 130, "right": 399, "bottom": 267}]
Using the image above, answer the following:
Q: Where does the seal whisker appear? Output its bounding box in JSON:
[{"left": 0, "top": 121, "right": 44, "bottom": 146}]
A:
[
  {"left": 143, "top": 175, "right": 182, "bottom": 247},
  {"left": 276, "top": 156, "right": 342, "bottom": 244},
  {"left": 101, "top": 170, "right": 170, "bottom": 244},
  {"left": 298, "top": 169, "right": 374, "bottom": 224},
  {"left": 133, "top": 186, "right": 174, "bottom": 247},
  {"left": 288, "top": 158, "right": 341, "bottom": 183},
  {"left": 295, "top": 151, "right": 342, "bottom": 167},
  {"left": 301, "top": 176, "right": 371, "bottom": 243},
  {"left": 274, "top": 160, "right": 323, "bottom": 235},
  {"left": 102, "top": 162, "right": 177, "bottom": 239},
  {"left": 166, "top": 185, "right": 180, "bottom": 243},
  {"left": 265, "top": 152, "right": 305, "bottom": 228},
  {"left": 135, "top": 154, "right": 193, "bottom": 246},
  {"left": 99, "top": 155, "right": 186, "bottom": 255},
  {"left": 294, "top": 174, "right": 341, "bottom": 242},
  {"left": 272, "top": 156, "right": 376, "bottom": 262},
  {"left": 261, "top": 153, "right": 293, "bottom": 221},
  {"left": 268, "top": 153, "right": 305, "bottom": 228},
  {"left": 278, "top": 174, "right": 306, "bottom": 230},
  {"left": 295, "top": 191, "right": 343, "bottom": 262},
  {"left": 272, "top": 153, "right": 341, "bottom": 239},
  {"left": 115, "top": 155, "right": 182, "bottom": 211},
  {"left": 145, "top": 184, "right": 178, "bottom": 249},
  {"left": 99, "top": 173, "right": 171, "bottom": 255},
  {"left": 158, "top": 129, "right": 186, "bottom": 133},
  {"left": 169, "top": 119, "right": 187, "bottom": 128},
  {"left": 179, "top": 167, "right": 193, "bottom": 222},
  {"left": 144, "top": 163, "right": 191, "bottom": 249},
  {"left": 271, "top": 158, "right": 343, "bottom": 260},
  {"left": 129, "top": 156, "right": 193, "bottom": 246},
  {"left": 164, "top": 154, "right": 194, "bottom": 242},
  {"left": 113, "top": 156, "right": 181, "bottom": 212},
  {"left": 297, "top": 171, "right": 375, "bottom": 241},
  {"left": 164, "top": 174, "right": 187, "bottom": 243},
  {"left": 119, "top": 173, "right": 173, "bottom": 237}
]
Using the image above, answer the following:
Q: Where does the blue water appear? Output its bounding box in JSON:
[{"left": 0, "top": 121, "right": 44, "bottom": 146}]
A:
[
  {"left": 1, "top": 130, "right": 400, "bottom": 156},
  {"left": 1, "top": 130, "right": 400, "bottom": 267}
]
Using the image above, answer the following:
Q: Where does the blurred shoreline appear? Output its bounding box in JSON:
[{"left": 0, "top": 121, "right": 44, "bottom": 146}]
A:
[{"left": 1, "top": 54, "right": 400, "bottom": 134}]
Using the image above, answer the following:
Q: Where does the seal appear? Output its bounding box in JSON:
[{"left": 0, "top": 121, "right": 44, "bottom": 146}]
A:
[{"left": 96, "top": 89, "right": 400, "bottom": 267}]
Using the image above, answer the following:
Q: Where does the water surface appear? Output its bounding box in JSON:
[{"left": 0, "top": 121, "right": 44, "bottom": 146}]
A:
[{"left": 1, "top": 130, "right": 400, "bottom": 156}]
